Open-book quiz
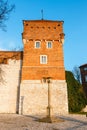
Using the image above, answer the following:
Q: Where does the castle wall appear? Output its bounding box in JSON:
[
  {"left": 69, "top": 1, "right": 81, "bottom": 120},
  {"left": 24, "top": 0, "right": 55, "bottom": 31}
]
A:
[
  {"left": 19, "top": 80, "right": 68, "bottom": 115},
  {"left": 0, "top": 20, "right": 68, "bottom": 115},
  {"left": 0, "top": 52, "right": 22, "bottom": 113}
]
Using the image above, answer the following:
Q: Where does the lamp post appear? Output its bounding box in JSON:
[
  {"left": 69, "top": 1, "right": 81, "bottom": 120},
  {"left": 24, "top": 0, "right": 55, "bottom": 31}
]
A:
[
  {"left": 38, "top": 77, "right": 64, "bottom": 123},
  {"left": 47, "top": 77, "right": 52, "bottom": 118}
]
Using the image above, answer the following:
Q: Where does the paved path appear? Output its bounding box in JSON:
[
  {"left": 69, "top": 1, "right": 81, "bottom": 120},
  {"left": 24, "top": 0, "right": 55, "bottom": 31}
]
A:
[{"left": 0, "top": 114, "right": 87, "bottom": 130}]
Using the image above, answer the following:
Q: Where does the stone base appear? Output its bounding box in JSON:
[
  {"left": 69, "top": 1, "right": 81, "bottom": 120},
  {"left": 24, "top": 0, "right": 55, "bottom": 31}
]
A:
[
  {"left": 0, "top": 59, "right": 21, "bottom": 114},
  {"left": 38, "top": 116, "right": 64, "bottom": 123},
  {"left": 19, "top": 80, "right": 68, "bottom": 115}
]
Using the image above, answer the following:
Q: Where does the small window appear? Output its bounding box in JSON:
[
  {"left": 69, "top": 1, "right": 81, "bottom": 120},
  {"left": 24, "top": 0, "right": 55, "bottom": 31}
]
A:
[
  {"left": 47, "top": 41, "right": 52, "bottom": 48},
  {"left": 35, "top": 41, "right": 41, "bottom": 48},
  {"left": 84, "top": 67, "right": 87, "bottom": 71},
  {"left": 40, "top": 55, "right": 47, "bottom": 64},
  {"left": 54, "top": 27, "right": 56, "bottom": 29},
  {"left": 85, "top": 75, "right": 87, "bottom": 82}
]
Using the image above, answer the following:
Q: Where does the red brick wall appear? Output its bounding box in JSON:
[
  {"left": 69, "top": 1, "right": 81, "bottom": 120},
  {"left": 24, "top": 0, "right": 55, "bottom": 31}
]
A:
[
  {"left": 21, "top": 20, "right": 65, "bottom": 80},
  {"left": 22, "top": 20, "right": 63, "bottom": 40},
  {"left": 0, "top": 51, "right": 22, "bottom": 64}
]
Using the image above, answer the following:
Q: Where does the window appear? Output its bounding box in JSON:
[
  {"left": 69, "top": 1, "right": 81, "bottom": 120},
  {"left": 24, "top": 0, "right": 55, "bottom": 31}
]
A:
[
  {"left": 40, "top": 55, "right": 47, "bottom": 64},
  {"left": 85, "top": 75, "right": 87, "bottom": 82},
  {"left": 35, "top": 41, "right": 40, "bottom": 48},
  {"left": 84, "top": 67, "right": 87, "bottom": 71},
  {"left": 47, "top": 41, "right": 52, "bottom": 48}
]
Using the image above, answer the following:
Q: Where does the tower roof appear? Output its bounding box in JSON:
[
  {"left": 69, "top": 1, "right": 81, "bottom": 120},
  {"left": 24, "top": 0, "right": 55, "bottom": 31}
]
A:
[
  {"left": 79, "top": 64, "right": 87, "bottom": 68},
  {"left": 23, "top": 19, "right": 64, "bottom": 23}
]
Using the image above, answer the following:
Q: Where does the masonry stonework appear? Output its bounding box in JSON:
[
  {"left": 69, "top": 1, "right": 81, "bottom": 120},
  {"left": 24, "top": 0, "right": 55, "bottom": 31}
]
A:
[
  {"left": 0, "top": 52, "right": 22, "bottom": 113},
  {"left": 19, "top": 80, "right": 68, "bottom": 115}
]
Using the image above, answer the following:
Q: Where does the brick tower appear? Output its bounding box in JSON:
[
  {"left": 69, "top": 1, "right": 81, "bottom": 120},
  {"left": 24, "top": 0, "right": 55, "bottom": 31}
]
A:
[{"left": 19, "top": 20, "right": 68, "bottom": 115}]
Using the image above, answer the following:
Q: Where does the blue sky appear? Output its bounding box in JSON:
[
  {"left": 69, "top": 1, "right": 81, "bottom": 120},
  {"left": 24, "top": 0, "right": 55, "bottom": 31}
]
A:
[{"left": 0, "top": 0, "right": 87, "bottom": 71}]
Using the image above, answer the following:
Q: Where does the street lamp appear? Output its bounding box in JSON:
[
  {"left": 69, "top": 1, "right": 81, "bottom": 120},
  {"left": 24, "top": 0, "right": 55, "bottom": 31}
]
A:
[
  {"left": 46, "top": 77, "right": 53, "bottom": 118},
  {"left": 38, "top": 77, "right": 64, "bottom": 123}
]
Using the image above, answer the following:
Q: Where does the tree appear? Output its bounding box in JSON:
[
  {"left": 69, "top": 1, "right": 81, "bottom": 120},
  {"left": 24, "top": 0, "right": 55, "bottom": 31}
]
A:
[
  {"left": 0, "top": 0, "right": 15, "bottom": 82},
  {"left": 0, "top": 0, "right": 15, "bottom": 30},
  {"left": 72, "top": 66, "right": 81, "bottom": 83},
  {"left": 66, "top": 71, "right": 87, "bottom": 113}
]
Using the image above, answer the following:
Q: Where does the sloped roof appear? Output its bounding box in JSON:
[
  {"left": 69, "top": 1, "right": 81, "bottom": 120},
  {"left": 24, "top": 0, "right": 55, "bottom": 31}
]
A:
[{"left": 79, "top": 64, "right": 87, "bottom": 68}]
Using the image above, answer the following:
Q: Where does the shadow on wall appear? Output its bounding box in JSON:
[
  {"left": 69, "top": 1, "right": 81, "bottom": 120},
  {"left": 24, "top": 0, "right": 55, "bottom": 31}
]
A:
[
  {"left": 0, "top": 67, "right": 6, "bottom": 85},
  {"left": 16, "top": 57, "right": 23, "bottom": 114}
]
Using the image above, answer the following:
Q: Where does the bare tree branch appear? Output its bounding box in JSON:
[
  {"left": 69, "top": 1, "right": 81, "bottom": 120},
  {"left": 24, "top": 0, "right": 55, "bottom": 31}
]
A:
[
  {"left": 0, "top": 0, "right": 15, "bottom": 30},
  {"left": 72, "top": 66, "right": 81, "bottom": 83}
]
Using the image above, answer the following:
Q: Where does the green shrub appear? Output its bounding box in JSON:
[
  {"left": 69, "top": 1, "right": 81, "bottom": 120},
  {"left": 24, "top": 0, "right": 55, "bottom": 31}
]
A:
[{"left": 66, "top": 71, "right": 87, "bottom": 113}]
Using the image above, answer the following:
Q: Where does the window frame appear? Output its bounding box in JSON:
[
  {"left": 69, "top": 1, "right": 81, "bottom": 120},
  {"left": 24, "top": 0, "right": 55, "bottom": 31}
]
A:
[
  {"left": 85, "top": 75, "right": 87, "bottom": 82},
  {"left": 40, "top": 55, "right": 47, "bottom": 64},
  {"left": 35, "top": 41, "right": 41, "bottom": 48},
  {"left": 46, "top": 41, "right": 52, "bottom": 49}
]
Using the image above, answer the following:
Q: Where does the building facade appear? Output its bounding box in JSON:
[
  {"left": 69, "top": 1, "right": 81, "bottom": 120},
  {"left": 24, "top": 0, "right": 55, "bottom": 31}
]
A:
[
  {"left": 0, "top": 19, "right": 68, "bottom": 115},
  {"left": 80, "top": 64, "right": 87, "bottom": 97},
  {"left": 19, "top": 20, "right": 68, "bottom": 115}
]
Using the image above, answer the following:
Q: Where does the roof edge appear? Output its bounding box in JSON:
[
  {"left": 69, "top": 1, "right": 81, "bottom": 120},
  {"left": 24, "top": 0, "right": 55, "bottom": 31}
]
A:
[
  {"left": 79, "top": 64, "right": 87, "bottom": 68},
  {"left": 22, "top": 19, "right": 64, "bottom": 23},
  {"left": 0, "top": 50, "right": 23, "bottom": 53}
]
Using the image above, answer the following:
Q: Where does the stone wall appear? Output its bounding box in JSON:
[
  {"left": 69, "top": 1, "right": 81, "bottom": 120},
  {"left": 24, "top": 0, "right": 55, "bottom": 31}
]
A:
[
  {"left": 0, "top": 52, "right": 22, "bottom": 113},
  {"left": 19, "top": 80, "right": 68, "bottom": 115}
]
